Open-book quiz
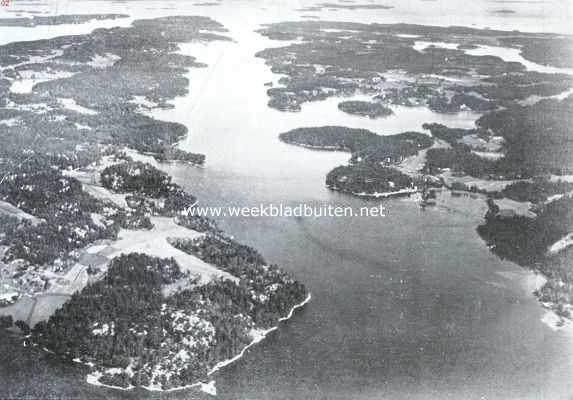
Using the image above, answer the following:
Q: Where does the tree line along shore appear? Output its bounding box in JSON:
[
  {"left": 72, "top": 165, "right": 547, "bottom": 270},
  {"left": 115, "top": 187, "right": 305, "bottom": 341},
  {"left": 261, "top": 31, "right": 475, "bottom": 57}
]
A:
[
  {"left": 0, "top": 15, "right": 308, "bottom": 392},
  {"left": 263, "top": 20, "right": 573, "bottom": 326}
]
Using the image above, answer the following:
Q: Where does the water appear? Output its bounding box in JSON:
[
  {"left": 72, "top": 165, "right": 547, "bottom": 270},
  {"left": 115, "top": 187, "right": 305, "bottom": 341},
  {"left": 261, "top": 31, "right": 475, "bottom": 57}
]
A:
[
  {"left": 204, "top": 200, "right": 573, "bottom": 400},
  {"left": 0, "top": 16, "right": 135, "bottom": 45},
  {"left": 2, "top": 1, "right": 573, "bottom": 399},
  {"left": 152, "top": 38, "right": 480, "bottom": 181},
  {"left": 465, "top": 45, "right": 573, "bottom": 75}
]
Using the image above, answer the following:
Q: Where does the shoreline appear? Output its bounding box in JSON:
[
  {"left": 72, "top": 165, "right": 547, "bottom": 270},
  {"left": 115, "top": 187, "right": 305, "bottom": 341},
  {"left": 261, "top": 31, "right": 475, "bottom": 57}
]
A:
[
  {"left": 84, "top": 293, "right": 312, "bottom": 395},
  {"left": 280, "top": 140, "right": 351, "bottom": 153},
  {"left": 326, "top": 184, "right": 419, "bottom": 199}
]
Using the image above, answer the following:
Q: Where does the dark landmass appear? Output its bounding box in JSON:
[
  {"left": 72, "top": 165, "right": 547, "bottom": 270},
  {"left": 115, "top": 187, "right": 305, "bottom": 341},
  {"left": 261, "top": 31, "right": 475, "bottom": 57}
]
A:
[
  {"left": 154, "top": 147, "right": 206, "bottom": 165},
  {"left": 259, "top": 22, "right": 573, "bottom": 325},
  {"left": 425, "top": 145, "right": 498, "bottom": 178},
  {"left": 337, "top": 100, "right": 393, "bottom": 118},
  {"left": 0, "top": 14, "right": 224, "bottom": 279},
  {"left": 327, "top": 164, "right": 415, "bottom": 195},
  {"left": 457, "top": 44, "right": 479, "bottom": 50},
  {"left": 32, "top": 251, "right": 306, "bottom": 389},
  {"left": 0, "top": 14, "right": 129, "bottom": 27},
  {"left": 499, "top": 179, "right": 573, "bottom": 203},
  {"left": 478, "top": 196, "right": 573, "bottom": 321},
  {"left": 479, "top": 195, "right": 572, "bottom": 270},
  {"left": 0, "top": 16, "right": 307, "bottom": 393},
  {"left": 0, "top": 329, "right": 112, "bottom": 400},
  {"left": 256, "top": 21, "right": 573, "bottom": 112},
  {"left": 421, "top": 123, "right": 486, "bottom": 146},
  {"left": 499, "top": 37, "right": 573, "bottom": 69},
  {"left": 422, "top": 95, "right": 573, "bottom": 179},
  {"left": 296, "top": 3, "right": 393, "bottom": 12},
  {"left": 316, "top": 2, "right": 393, "bottom": 10},
  {"left": 0, "top": 16, "right": 231, "bottom": 161},
  {"left": 491, "top": 9, "right": 516, "bottom": 14},
  {"left": 0, "top": 154, "right": 149, "bottom": 266},
  {"left": 279, "top": 126, "right": 433, "bottom": 161},
  {"left": 279, "top": 126, "right": 433, "bottom": 194},
  {"left": 476, "top": 97, "right": 573, "bottom": 175},
  {"left": 100, "top": 159, "right": 197, "bottom": 214},
  {"left": 257, "top": 21, "right": 573, "bottom": 196},
  {"left": 280, "top": 126, "right": 383, "bottom": 151}
]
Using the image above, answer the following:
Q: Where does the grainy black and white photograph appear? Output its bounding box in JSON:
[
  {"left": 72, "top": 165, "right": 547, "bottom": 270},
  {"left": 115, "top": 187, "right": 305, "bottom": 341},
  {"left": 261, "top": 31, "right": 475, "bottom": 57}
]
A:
[{"left": 0, "top": 0, "right": 572, "bottom": 399}]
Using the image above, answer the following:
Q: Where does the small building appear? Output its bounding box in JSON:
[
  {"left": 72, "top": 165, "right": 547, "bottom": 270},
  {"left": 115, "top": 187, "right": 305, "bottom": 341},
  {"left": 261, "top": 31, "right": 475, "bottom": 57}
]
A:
[{"left": 0, "top": 291, "right": 19, "bottom": 307}]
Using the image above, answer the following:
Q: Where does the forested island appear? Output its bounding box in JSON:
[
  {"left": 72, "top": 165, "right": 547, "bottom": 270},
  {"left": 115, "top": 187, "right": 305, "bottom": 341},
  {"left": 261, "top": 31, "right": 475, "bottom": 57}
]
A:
[
  {"left": 256, "top": 21, "right": 573, "bottom": 113},
  {"left": 326, "top": 164, "right": 415, "bottom": 196},
  {"left": 0, "top": 15, "right": 308, "bottom": 393},
  {"left": 279, "top": 126, "right": 433, "bottom": 196},
  {"left": 261, "top": 21, "right": 573, "bottom": 323},
  {"left": 337, "top": 100, "right": 393, "bottom": 118},
  {"left": 258, "top": 20, "right": 573, "bottom": 195}
]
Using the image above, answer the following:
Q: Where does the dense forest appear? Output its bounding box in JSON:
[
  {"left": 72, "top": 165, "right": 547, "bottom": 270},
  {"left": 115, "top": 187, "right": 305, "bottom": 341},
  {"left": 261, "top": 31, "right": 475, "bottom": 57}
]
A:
[
  {"left": 421, "top": 107, "right": 573, "bottom": 180},
  {"left": 424, "top": 146, "right": 498, "bottom": 178},
  {"left": 421, "top": 123, "right": 487, "bottom": 147},
  {"left": 2, "top": 152, "right": 307, "bottom": 390},
  {"left": 170, "top": 234, "right": 308, "bottom": 325},
  {"left": 478, "top": 195, "right": 573, "bottom": 321},
  {"left": 0, "top": 14, "right": 312, "bottom": 395},
  {"left": 326, "top": 164, "right": 415, "bottom": 195},
  {"left": 279, "top": 126, "right": 433, "bottom": 159},
  {"left": 256, "top": 21, "right": 573, "bottom": 116},
  {"left": 32, "top": 245, "right": 307, "bottom": 389},
  {"left": 154, "top": 147, "right": 206, "bottom": 165},
  {"left": 0, "top": 153, "right": 159, "bottom": 266},
  {"left": 476, "top": 97, "right": 573, "bottom": 176},
  {"left": 279, "top": 126, "right": 432, "bottom": 195},
  {"left": 478, "top": 196, "right": 573, "bottom": 266},
  {"left": 100, "top": 159, "right": 196, "bottom": 215},
  {"left": 0, "top": 155, "right": 116, "bottom": 265},
  {"left": 0, "top": 16, "right": 233, "bottom": 268},
  {"left": 499, "top": 179, "right": 573, "bottom": 203},
  {"left": 337, "top": 100, "right": 394, "bottom": 118}
]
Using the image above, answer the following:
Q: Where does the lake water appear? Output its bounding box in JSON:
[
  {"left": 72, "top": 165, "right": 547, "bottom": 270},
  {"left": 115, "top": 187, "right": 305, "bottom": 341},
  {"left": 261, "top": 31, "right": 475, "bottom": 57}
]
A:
[{"left": 2, "top": 0, "right": 573, "bottom": 399}]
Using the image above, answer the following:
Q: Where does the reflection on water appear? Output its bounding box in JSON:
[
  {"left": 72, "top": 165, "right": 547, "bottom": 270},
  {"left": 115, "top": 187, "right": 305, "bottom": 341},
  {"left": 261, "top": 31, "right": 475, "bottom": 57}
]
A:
[{"left": 2, "top": 1, "right": 573, "bottom": 399}]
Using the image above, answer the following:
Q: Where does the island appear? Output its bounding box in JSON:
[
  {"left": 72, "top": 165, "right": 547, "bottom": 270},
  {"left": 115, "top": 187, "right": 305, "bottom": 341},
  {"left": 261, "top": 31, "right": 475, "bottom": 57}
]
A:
[
  {"left": 256, "top": 21, "right": 573, "bottom": 112},
  {"left": 337, "top": 100, "right": 394, "bottom": 118},
  {"left": 296, "top": 3, "right": 394, "bottom": 12},
  {"left": 279, "top": 126, "right": 433, "bottom": 196},
  {"left": 259, "top": 20, "right": 573, "bottom": 325}
]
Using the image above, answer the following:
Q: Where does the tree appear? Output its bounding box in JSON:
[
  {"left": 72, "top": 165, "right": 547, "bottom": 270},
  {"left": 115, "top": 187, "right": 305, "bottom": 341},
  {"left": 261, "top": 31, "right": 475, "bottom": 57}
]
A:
[
  {"left": 15, "top": 320, "right": 30, "bottom": 335},
  {"left": 0, "top": 315, "right": 13, "bottom": 329}
]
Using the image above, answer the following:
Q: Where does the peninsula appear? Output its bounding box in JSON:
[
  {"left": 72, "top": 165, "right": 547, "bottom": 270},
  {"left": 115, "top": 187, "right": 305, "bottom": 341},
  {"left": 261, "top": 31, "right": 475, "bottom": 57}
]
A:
[{"left": 0, "top": 15, "right": 308, "bottom": 392}]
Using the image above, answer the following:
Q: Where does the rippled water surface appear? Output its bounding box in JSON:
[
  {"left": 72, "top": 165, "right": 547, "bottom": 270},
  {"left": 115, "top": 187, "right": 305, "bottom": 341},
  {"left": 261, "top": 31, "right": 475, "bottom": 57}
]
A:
[{"left": 2, "top": 0, "right": 573, "bottom": 398}]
